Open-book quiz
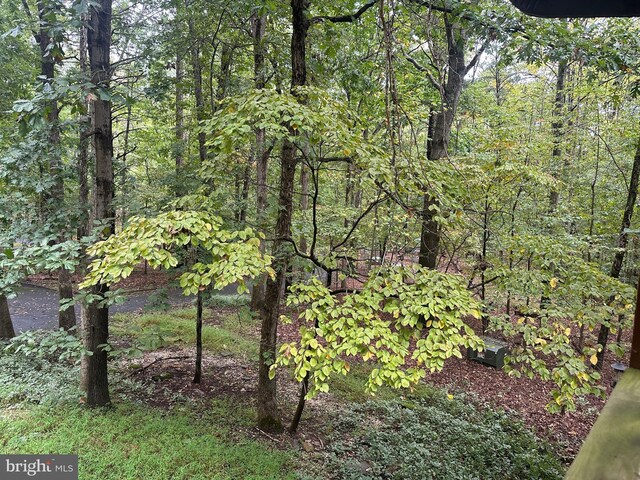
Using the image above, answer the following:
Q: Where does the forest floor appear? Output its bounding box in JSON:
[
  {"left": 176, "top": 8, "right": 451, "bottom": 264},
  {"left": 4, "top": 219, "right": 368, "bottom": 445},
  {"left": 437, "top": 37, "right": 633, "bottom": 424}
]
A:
[
  {"left": 117, "top": 311, "right": 607, "bottom": 465},
  {"left": 16, "top": 266, "right": 624, "bottom": 467}
]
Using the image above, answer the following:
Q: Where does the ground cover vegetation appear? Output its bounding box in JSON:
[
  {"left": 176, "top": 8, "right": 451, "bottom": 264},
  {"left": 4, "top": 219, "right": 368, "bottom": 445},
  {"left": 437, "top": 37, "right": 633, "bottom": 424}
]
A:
[{"left": 1, "top": 0, "right": 640, "bottom": 477}]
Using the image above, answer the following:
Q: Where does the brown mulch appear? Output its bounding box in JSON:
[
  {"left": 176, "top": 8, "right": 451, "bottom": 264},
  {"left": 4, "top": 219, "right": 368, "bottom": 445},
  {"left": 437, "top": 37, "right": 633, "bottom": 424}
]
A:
[{"left": 276, "top": 308, "right": 622, "bottom": 463}]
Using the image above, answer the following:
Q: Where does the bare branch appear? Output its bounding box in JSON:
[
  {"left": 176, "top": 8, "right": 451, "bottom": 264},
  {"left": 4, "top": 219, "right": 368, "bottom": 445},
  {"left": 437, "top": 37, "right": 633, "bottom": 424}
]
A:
[
  {"left": 405, "top": 55, "right": 442, "bottom": 91},
  {"left": 311, "top": 0, "right": 377, "bottom": 24},
  {"left": 468, "top": 275, "right": 500, "bottom": 291},
  {"left": 332, "top": 196, "right": 388, "bottom": 251}
]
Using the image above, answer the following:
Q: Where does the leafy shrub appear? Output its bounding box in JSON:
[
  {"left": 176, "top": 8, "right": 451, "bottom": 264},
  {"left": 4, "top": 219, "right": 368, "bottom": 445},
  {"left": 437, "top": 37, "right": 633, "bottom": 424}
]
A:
[
  {"left": 4, "top": 328, "right": 87, "bottom": 363},
  {"left": 326, "top": 394, "right": 563, "bottom": 480},
  {"left": 0, "top": 337, "right": 81, "bottom": 406}
]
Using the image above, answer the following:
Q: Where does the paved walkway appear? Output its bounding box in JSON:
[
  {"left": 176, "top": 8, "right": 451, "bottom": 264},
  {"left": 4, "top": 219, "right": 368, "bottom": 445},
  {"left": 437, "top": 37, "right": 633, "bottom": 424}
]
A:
[{"left": 7, "top": 283, "right": 238, "bottom": 332}]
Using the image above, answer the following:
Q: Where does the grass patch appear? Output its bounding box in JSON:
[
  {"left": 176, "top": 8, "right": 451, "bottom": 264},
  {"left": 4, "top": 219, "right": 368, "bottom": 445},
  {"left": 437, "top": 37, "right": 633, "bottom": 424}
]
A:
[
  {"left": 0, "top": 403, "right": 295, "bottom": 480},
  {"left": 0, "top": 337, "right": 295, "bottom": 480},
  {"left": 111, "top": 307, "right": 259, "bottom": 360}
]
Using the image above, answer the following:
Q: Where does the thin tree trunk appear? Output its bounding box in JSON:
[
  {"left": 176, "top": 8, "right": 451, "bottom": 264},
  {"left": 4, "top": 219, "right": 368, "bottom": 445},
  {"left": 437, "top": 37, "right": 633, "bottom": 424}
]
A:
[
  {"left": 299, "top": 163, "right": 309, "bottom": 255},
  {"left": 58, "top": 269, "right": 76, "bottom": 330},
  {"left": 78, "top": 14, "right": 91, "bottom": 391},
  {"left": 81, "top": 0, "right": 113, "bottom": 407},
  {"left": 193, "top": 291, "right": 203, "bottom": 383},
  {"left": 257, "top": 0, "right": 308, "bottom": 433},
  {"left": 0, "top": 294, "right": 15, "bottom": 339},
  {"left": 119, "top": 100, "right": 133, "bottom": 227},
  {"left": 175, "top": 51, "right": 185, "bottom": 173},
  {"left": 35, "top": 1, "right": 77, "bottom": 331},
  {"left": 215, "top": 43, "right": 233, "bottom": 103},
  {"left": 289, "top": 270, "right": 331, "bottom": 433}
]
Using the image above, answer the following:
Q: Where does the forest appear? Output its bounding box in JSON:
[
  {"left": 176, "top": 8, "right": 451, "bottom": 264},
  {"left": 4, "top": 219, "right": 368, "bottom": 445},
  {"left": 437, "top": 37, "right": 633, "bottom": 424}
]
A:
[{"left": 1, "top": 0, "right": 639, "bottom": 478}]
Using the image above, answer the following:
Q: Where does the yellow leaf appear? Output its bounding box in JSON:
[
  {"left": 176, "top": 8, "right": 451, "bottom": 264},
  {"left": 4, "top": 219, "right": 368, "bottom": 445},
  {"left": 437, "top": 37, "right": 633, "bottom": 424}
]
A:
[
  {"left": 517, "top": 317, "right": 524, "bottom": 325},
  {"left": 550, "top": 277, "right": 558, "bottom": 289},
  {"left": 590, "top": 354, "right": 598, "bottom": 366},
  {"left": 565, "top": 327, "right": 571, "bottom": 336},
  {"left": 447, "top": 394, "right": 454, "bottom": 401}
]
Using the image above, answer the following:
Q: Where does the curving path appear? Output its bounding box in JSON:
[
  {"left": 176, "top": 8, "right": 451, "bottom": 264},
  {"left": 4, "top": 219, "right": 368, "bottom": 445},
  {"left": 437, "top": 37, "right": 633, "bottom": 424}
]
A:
[{"left": 8, "top": 283, "right": 240, "bottom": 333}]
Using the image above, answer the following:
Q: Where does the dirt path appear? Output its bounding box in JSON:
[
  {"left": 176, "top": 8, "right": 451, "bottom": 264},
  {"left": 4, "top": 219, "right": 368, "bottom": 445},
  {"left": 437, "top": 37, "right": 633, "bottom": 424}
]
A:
[{"left": 8, "top": 283, "right": 239, "bottom": 333}]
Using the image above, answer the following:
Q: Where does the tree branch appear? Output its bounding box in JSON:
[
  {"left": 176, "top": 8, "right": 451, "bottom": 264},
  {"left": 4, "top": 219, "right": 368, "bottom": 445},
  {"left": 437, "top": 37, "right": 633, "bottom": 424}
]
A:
[
  {"left": 405, "top": 55, "right": 442, "bottom": 91},
  {"left": 332, "top": 195, "right": 388, "bottom": 251},
  {"left": 468, "top": 275, "right": 500, "bottom": 291},
  {"left": 311, "top": 0, "right": 377, "bottom": 24},
  {"left": 462, "top": 34, "right": 493, "bottom": 77}
]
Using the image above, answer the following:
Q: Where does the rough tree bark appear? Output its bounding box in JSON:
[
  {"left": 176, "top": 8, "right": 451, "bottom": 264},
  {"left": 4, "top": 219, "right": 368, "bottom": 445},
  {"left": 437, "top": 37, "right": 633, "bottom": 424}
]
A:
[
  {"left": 256, "top": 0, "right": 308, "bottom": 433},
  {"left": 77, "top": 14, "right": 91, "bottom": 391},
  {"left": 81, "top": 0, "right": 113, "bottom": 407}
]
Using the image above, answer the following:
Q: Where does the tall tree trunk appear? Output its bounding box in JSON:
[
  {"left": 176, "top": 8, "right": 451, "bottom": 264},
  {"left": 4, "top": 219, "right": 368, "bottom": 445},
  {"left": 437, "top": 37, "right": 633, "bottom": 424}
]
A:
[
  {"left": 256, "top": 0, "right": 308, "bottom": 433},
  {"left": 418, "top": 34, "right": 464, "bottom": 268},
  {"left": 250, "top": 11, "right": 268, "bottom": 312},
  {"left": 77, "top": 15, "right": 91, "bottom": 390},
  {"left": 299, "top": 163, "right": 309, "bottom": 255},
  {"left": 78, "top": 16, "right": 90, "bottom": 242},
  {"left": 188, "top": 15, "right": 207, "bottom": 170},
  {"left": 81, "top": 0, "right": 113, "bottom": 407},
  {"left": 548, "top": 59, "right": 567, "bottom": 213},
  {"left": 215, "top": 43, "right": 233, "bottom": 103},
  {"left": 596, "top": 133, "right": 640, "bottom": 369},
  {"left": 417, "top": 16, "right": 483, "bottom": 269},
  {"left": 35, "top": 1, "right": 77, "bottom": 331},
  {"left": 0, "top": 294, "right": 15, "bottom": 339}
]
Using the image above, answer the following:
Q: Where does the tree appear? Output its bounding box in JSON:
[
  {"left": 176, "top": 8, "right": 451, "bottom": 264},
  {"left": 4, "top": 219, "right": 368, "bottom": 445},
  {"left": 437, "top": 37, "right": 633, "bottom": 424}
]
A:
[
  {"left": 80, "top": 0, "right": 114, "bottom": 408},
  {"left": 80, "top": 209, "right": 273, "bottom": 383},
  {"left": 276, "top": 266, "right": 483, "bottom": 431},
  {"left": 404, "top": 0, "right": 494, "bottom": 269}
]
